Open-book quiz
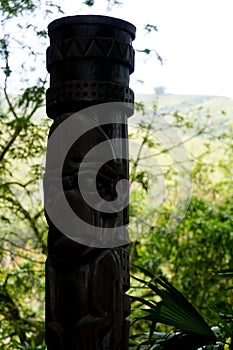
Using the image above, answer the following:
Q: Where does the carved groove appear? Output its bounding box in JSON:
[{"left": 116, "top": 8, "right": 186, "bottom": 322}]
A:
[
  {"left": 46, "top": 37, "right": 135, "bottom": 73},
  {"left": 45, "top": 15, "right": 135, "bottom": 350},
  {"left": 46, "top": 80, "right": 134, "bottom": 117}
]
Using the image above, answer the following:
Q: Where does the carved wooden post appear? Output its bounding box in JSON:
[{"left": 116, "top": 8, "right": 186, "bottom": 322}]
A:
[{"left": 44, "top": 15, "right": 135, "bottom": 349}]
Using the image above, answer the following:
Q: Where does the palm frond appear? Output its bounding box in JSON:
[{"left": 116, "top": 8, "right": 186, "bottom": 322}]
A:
[{"left": 131, "top": 265, "right": 217, "bottom": 347}]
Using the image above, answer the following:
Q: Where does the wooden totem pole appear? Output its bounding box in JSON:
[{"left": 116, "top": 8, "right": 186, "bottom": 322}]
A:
[{"left": 44, "top": 15, "right": 135, "bottom": 349}]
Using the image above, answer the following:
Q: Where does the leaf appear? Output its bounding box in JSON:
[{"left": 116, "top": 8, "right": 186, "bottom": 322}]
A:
[
  {"left": 84, "top": 0, "right": 95, "bottom": 6},
  {"left": 145, "top": 24, "right": 158, "bottom": 33},
  {"left": 132, "top": 265, "right": 216, "bottom": 340}
]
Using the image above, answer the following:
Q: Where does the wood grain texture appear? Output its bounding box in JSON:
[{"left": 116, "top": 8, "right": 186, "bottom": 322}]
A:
[{"left": 45, "top": 15, "right": 135, "bottom": 349}]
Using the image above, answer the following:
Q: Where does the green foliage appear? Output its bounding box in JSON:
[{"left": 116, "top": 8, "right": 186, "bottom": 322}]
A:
[
  {"left": 0, "top": 0, "right": 233, "bottom": 349},
  {"left": 128, "top": 101, "right": 233, "bottom": 348},
  {"left": 0, "top": 84, "right": 48, "bottom": 347},
  {"left": 132, "top": 194, "right": 233, "bottom": 312},
  {"left": 0, "top": 0, "right": 37, "bottom": 18},
  {"left": 0, "top": 0, "right": 56, "bottom": 347},
  {"left": 0, "top": 248, "right": 45, "bottom": 349},
  {"left": 144, "top": 24, "right": 158, "bottom": 33},
  {"left": 132, "top": 268, "right": 215, "bottom": 338},
  {"left": 84, "top": 0, "right": 95, "bottom": 6},
  {"left": 130, "top": 266, "right": 228, "bottom": 350}
]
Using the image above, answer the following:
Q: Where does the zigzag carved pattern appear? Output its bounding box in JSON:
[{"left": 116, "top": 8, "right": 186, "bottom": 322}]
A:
[{"left": 46, "top": 37, "right": 134, "bottom": 73}]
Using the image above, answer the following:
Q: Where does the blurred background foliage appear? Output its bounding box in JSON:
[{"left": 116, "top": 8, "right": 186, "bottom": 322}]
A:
[{"left": 0, "top": 0, "right": 233, "bottom": 349}]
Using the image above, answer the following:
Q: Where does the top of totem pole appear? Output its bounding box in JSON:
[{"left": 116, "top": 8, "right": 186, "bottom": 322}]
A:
[
  {"left": 46, "top": 15, "right": 136, "bottom": 118},
  {"left": 48, "top": 15, "right": 136, "bottom": 41}
]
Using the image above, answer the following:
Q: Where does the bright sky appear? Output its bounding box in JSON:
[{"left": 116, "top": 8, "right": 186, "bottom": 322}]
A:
[
  {"left": 56, "top": 0, "right": 233, "bottom": 98},
  {"left": 4, "top": 0, "right": 233, "bottom": 99}
]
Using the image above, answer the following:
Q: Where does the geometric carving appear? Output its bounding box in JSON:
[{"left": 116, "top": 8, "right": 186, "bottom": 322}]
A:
[
  {"left": 47, "top": 37, "right": 135, "bottom": 74},
  {"left": 45, "top": 15, "right": 135, "bottom": 350},
  {"left": 46, "top": 80, "right": 134, "bottom": 118}
]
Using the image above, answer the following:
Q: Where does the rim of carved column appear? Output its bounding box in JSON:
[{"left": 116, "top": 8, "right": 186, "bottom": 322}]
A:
[{"left": 48, "top": 15, "right": 136, "bottom": 40}]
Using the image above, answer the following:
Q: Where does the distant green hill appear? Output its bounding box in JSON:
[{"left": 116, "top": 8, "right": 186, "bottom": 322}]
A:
[
  {"left": 135, "top": 93, "right": 233, "bottom": 120},
  {"left": 132, "top": 93, "right": 233, "bottom": 174}
]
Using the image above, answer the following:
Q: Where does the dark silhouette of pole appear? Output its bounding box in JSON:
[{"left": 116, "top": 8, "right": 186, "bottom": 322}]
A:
[{"left": 44, "top": 15, "right": 135, "bottom": 349}]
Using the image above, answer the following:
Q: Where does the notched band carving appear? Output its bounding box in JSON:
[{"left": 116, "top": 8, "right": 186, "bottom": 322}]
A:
[{"left": 46, "top": 37, "right": 135, "bottom": 74}]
